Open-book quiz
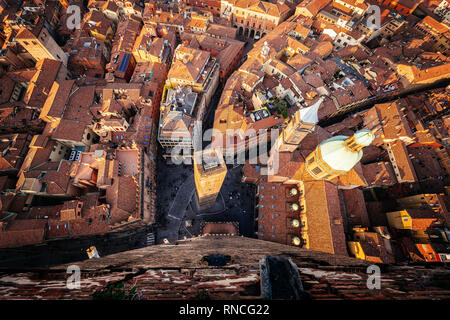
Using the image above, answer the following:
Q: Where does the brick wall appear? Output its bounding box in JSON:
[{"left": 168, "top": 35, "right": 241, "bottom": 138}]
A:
[{"left": 0, "top": 236, "right": 449, "bottom": 300}]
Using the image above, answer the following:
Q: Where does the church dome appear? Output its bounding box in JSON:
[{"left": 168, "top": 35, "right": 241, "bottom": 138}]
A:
[{"left": 318, "top": 130, "right": 374, "bottom": 172}]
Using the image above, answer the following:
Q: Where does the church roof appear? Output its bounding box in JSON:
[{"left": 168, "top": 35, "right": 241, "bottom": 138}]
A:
[{"left": 299, "top": 96, "right": 324, "bottom": 124}]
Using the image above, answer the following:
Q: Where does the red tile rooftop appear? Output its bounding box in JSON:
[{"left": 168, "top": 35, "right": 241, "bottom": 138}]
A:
[
  {"left": 408, "top": 145, "right": 446, "bottom": 180},
  {"left": 406, "top": 208, "right": 441, "bottom": 230},
  {"left": 341, "top": 188, "right": 370, "bottom": 227},
  {"left": 51, "top": 119, "right": 87, "bottom": 143},
  {"left": 106, "top": 175, "right": 139, "bottom": 224},
  {"left": 40, "top": 80, "right": 75, "bottom": 121},
  {"left": 362, "top": 161, "right": 397, "bottom": 186},
  {"left": 202, "top": 222, "right": 239, "bottom": 236},
  {"left": 0, "top": 219, "right": 46, "bottom": 248},
  {"left": 23, "top": 59, "right": 64, "bottom": 109},
  {"left": 303, "top": 180, "right": 347, "bottom": 256},
  {"left": 115, "top": 148, "right": 139, "bottom": 176},
  {"left": 387, "top": 140, "right": 418, "bottom": 183}
]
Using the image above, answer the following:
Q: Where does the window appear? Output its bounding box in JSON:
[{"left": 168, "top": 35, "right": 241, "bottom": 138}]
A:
[{"left": 311, "top": 166, "right": 322, "bottom": 175}]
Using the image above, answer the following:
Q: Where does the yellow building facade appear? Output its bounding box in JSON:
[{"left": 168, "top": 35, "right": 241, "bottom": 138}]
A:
[{"left": 386, "top": 210, "right": 413, "bottom": 230}]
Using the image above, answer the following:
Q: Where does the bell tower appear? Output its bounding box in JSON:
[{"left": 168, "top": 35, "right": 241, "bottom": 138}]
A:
[{"left": 276, "top": 97, "right": 324, "bottom": 153}]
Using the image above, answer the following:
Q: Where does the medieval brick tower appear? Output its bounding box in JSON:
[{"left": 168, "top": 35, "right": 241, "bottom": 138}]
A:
[{"left": 194, "top": 148, "right": 227, "bottom": 209}]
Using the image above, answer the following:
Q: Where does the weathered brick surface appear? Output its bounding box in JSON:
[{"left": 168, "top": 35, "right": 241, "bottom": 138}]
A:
[{"left": 0, "top": 236, "right": 448, "bottom": 300}]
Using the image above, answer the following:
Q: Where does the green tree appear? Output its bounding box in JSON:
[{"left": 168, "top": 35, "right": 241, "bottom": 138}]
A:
[{"left": 274, "top": 98, "right": 288, "bottom": 118}]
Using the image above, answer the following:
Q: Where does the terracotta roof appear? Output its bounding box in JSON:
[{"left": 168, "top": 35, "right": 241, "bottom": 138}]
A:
[
  {"left": 40, "top": 160, "right": 74, "bottom": 195},
  {"left": 341, "top": 188, "right": 370, "bottom": 226},
  {"left": 180, "top": 33, "right": 244, "bottom": 76},
  {"left": 362, "top": 101, "right": 414, "bottom": 143},
  {"left": 168, "top": 45, "right": 211, "bottom": 83},
  {"left": 303, "top": 180, "right": 347, "bottom": 256},
  {"left": 362, "top": 161, "right": 397, "bottom": 186},
  {"left": 106, "top": 174, "right": 138, "bottom": 224},
  {"left": 406, "top": 208, "right": 439, "bottom": 230},
  {"left": 202, "top": 222, "right": 239, "bottom": 235},
  {"left": 296, "top": 0, "right": 331, "bottom": 16},
  {"left": 206, "top": 23, "right": 237, "bottom": 39},
  {"left": 40, "top": 80, "right": 75, "bottom": 120},
  {"left": 231, "top": 0, "right": 291, "bottom": 17},
  {"left": 82, "top": 10, "right": 114, "bottom": 38},
  {"left": 388, "top": 140, "right": 418, "bottom": 182},
  {"left": 0, "top": 219, "right": 46, "bottom": 248},
  {"left": 407, "top": 145, "right": 446, "bottom": 180},
  {"left": 51, "top": 119, "right": 87, "bottom": 142},
  {"left": 23, "top": 59, "right": 62, "bottom": 109}
]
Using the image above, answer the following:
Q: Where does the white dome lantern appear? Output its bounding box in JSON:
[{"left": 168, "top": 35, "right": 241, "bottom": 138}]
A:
[{"left": 353, "top": 130, "right": 375, "bottom": 147}]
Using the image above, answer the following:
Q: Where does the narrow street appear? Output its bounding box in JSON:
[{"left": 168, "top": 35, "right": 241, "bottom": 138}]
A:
[{"left": 155, "top": 76, "right": 257, "bottom": 243}]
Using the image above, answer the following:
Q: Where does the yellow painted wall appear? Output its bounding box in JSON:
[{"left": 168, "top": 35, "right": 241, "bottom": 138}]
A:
[
  {"left": 347, "top": 241, "right": 366, "bottom": 260},
  {"left": 386, "top": 210, "right": 412, "bottom": 230}
]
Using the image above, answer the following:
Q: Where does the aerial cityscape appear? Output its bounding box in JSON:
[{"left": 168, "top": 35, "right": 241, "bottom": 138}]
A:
[{"left": 0, "top": 0, "right": 449, "bottom": 303}]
